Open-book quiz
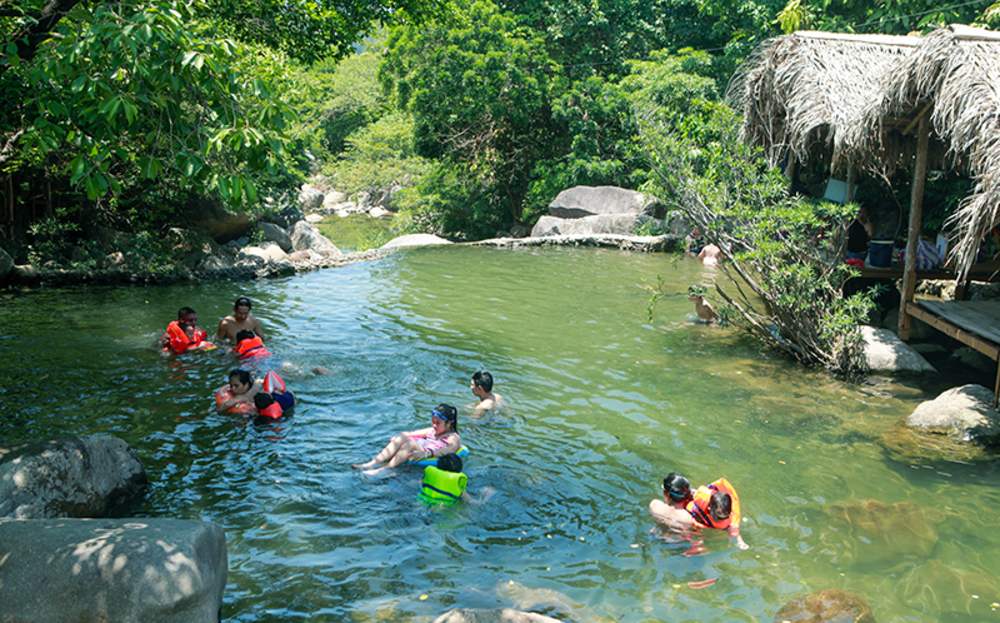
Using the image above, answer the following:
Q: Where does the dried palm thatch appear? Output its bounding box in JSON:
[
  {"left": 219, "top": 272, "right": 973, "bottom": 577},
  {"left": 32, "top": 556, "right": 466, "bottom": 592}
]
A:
[
  {"left": 729, "top": 31, "right": 920, "bottom": 170},
  {"left": 855, "top": 25, "right": 1000, "bottom": 278}
]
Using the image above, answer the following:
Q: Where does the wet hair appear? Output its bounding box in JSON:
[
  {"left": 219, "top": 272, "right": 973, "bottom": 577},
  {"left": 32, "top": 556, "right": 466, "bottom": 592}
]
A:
[
  {"left": 235, "top": 329, "right": 256, "bottom": 343},
  {"left": 234, "top": 296, "right": 253, "bottom": 310},
  {"left": 436, "top": 453, "right": 463, "bottom": 473},
  {"left": 663, "top": 472, "right": 692, "bottom": 503},
  {"left": 433, "top": 403, "right": 459, "bottom": 433},
  {"left": 253, "top": 393, "right": 275, "bottom": 409},
  {"left": 472, "top": 370, "right": 493, "bottom": 392},
  {"left": 709, "top": 491, "right": 732, "bottom": 521},
  {"left": 229, "top": 369, "right": 253, "bottom": 386},
  {"left": 177, "top": 306, "right": 196, "bottom": 319}
]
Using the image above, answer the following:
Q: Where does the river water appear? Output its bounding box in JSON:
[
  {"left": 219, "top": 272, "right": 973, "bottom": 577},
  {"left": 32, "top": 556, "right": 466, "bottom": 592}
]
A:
[{"left": 2, "top": 246, "right": 999, "bottom": 622}]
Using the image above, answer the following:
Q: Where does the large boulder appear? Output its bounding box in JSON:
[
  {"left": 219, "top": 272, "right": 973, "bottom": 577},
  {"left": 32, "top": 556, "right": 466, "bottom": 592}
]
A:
[
  {"left": 290, "top": 220, "right": 341, "bottom": 257},
  {"left": 547, "top": 186, "right": 663, "bottom": 219},
  {"left": 0, "top": 435, "right": 147, "bottom": 519},
  {"left": 298, "top": 183, "right": 324, "bottom": 211},
  {"left": 530, "top": 214, "right": 646, "bottom": 237},
  {"left": 0, "top": 246, "right": 12, "bottom": 281},
  {"left": 773, "top": 589, "right": 874, "bottom": 623},
  {"left": 434, "top": 610, "right": 562, "bottom": 623},
  {"left": 0, "top": 518, "right": 227, "bottom": 623},
  {"left": 381, "top": 234, "right": 452, "bottom": 250},
  {"left": 320, "top": 190, "right": 348, "bottom": 213},
  {"left": 860, "top": 326, "right": 935, "bottom": 374},
  {"left": 906, "top": 384, "right": 1000, "bottom": 444},
  {"left": 186, "top": 203, "right": 253, "bottom": 243},
  {"left": 258, "top": 222, "right": 293, "bottom": 252},
  {"left": 305, "top": 213, "right": 324, "bottom": 224},
  {"left": 239, "top": 243, "right": 288, "bottom": 264}
]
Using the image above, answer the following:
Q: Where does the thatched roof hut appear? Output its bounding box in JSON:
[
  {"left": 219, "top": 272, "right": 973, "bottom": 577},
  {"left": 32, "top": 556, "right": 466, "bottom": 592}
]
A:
[
  {"left": 852, "top": 25, "right": 1000, "bottom": 278},
  {"left": 729, "top": 31, "right": 920, "bottom": 170}
]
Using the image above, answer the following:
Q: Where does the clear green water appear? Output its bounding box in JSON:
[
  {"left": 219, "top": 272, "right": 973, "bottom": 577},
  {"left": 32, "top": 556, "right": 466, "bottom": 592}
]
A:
[{"left": 2, "top": 246, "right": 999, "bottom": 622}]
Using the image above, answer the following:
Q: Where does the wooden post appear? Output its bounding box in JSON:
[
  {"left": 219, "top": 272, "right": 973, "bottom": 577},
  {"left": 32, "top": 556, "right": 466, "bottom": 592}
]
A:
[
  {"left": 846, "top": 163, "right": 856, "bottom": 203},
  {"left": 784, "top": 155, "right": 797, "bottom": 190},
  {"left": 898, "top": 113, "right": 930, "bottom": 340}
]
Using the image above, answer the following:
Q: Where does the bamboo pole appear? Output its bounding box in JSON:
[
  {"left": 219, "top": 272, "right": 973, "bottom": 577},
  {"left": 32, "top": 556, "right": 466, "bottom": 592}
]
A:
[
  {"left": 898, "top": 113, "right": 930, "bottom": 340},
  {"left": 784, "top": 155, "right": 797, "bottom": 191},
  {"left": 846, "top": 163, "right": 856, "bottom": 202}
]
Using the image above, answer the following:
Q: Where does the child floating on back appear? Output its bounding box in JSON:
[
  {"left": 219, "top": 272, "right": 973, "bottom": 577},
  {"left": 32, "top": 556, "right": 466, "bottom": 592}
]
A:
[{"left": 352, "top": 404, "right": 461, "bottom": 476}]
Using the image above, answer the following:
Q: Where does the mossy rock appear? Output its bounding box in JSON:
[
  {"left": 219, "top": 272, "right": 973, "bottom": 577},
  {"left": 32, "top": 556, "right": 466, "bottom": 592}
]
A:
[
  {"left": 880, "top": 421, "right": 998, "bottom": 464},
  {"left": 816, "top": 500, "right": 938, "bottom": 568},
  {"left": 774, "top": 589, "right": 874, "bottom": 623},
  {"left": 899, "top": 560, "right": 1000, "bottom": 618}
]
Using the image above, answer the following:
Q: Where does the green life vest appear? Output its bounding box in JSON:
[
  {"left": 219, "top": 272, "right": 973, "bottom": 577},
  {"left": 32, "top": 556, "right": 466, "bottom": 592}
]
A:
[{"left": 419, "top": 466, "right": 467, "bottom": 505}]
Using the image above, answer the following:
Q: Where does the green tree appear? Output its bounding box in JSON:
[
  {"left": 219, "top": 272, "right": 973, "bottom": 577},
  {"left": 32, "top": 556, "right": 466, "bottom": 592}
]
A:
[{"left": 381, "top": 0, "right": 557, "bottom": 234}]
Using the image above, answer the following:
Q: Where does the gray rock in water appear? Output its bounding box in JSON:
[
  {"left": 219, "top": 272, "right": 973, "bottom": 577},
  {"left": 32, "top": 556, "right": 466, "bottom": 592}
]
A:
[
  {"left": 880, "top": 307, "right": 934, "bottom": 341},
  {"left": 0, "top": 246, "right": 12, "bottom": 280},
  {"left": 382, "top": 234, "right": 452, "bottom": 249},
  {"left": 434, "top": 610, "right": 561, "bottom": 623},
  {"left": 298, "top": 183, "right": 324, "bottom": 211},
  {"left": 950, "top": 346, "right": 996, "bottom": 375},
  {"left": 860, "top": 326, "right": 935, "bottom": 373},
  {"left": 531, "top": 214, "right": 644, "bottom": 237},
  {"left": 10, "top": 263, "right": 39, "bottom": 283},
  {"left": 547, "top": 185, "right": 663, "bottom": 219},
  {"left": 0, "top": 435, "right": 147, "bottom": 519},
  {"left": 290, "top": 220, "right": 341, "bottom": 257},
  {"left": 773, "top": 589, "right": 874, "bottom": 623},
  {"left": 305, "top": 213, "right": 324, "bottom": 224},
  {"left": 0, "top": 518, "right": 227, "bottom": 623},
  {"left": 258, "top": 222, "right": 293, "bottom": 252},
  {"left": 906, "top": 384, "right": 1000, "bottom": 443}
]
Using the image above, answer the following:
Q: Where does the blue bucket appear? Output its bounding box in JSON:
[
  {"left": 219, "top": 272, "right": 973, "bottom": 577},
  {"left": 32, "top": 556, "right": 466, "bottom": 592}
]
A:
[{"left": 868, "top": 240, "right": 894, "bottom": 268}]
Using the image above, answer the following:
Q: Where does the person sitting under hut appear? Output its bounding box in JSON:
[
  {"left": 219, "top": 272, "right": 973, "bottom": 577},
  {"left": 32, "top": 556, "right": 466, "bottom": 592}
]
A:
[{"left": 845, "top": 206, "right": 872, "bottom": 266}]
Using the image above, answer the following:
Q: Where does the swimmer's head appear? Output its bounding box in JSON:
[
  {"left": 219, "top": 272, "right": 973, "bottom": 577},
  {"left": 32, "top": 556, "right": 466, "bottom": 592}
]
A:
[
  {"left": 709, "top": 491, "right": 732, "bottom": 521},
  {"left": 177, "top": 306, "right": 197, "bottom": 324},
  {"left": 662, "top": 472, "right": 692, "bottom": 503},
  {"left": 233, "top": 296, "right": 252, "bottom": 321},
  {"left": 235, "top": 329, "right": 256, "bottom": 343},
  {"left": 253, "top": 392, "right": 283, "bottom": 419},
  {"left": 687, "top": 284, "right": 707, "bottom": 301},
  {"left": 436, "top": 453, "right": 463, "bottom": 473},
  {"left": 431, "top": 403, "right": 458, "bottom": 433},
  {"left": 471, "top": 370, "right": 493, "bottom": 395},
  {"left": 228, "top": 369, "right": 253, "bottom": 393}
]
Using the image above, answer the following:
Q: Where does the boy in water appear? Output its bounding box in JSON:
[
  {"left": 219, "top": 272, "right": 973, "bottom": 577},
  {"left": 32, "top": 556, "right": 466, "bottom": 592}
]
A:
[
  {"left": 470, "top": 370, "right": 504, "bottom": 417},
  {"left": 687, "top": 285, "right": 718, "bottom": 324},
  {"left": 218, "top": 296, "right": 265, "bottom": 342},
  {"left": 234, "top": 329, "right": 271, "bottom": 360},
  {"left": 419, "top": 453, "right": 494, "bottom": 505}
]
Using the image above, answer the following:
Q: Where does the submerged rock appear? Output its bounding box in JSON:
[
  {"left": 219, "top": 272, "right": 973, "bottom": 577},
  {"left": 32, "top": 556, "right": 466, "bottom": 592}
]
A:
[
  {"left": 0, "top": 434, "right": 147, "bottom": 519},
  {"left": 382, "top": 234, "right": 452, "bottom": 249},
  {"left": 899, "top": 559, "right": 1000, "bottom": 618},
  {"left": 547, "top": 185, "right": 662, "bottom": 219},
  {"left": 435, "top": 610, "right": 561, "bottom": 623},
  {"left": 773, "top": 589, "right": 874, "bottom": 623},
  {"left": 0, "top": 518, "right": 227, "bottom": 623},
  {"left": 818, "top": 499, "right": 938, "bottom": 568},
  {"left": 860, "top": 326, "right": 935, "bottom": 374},
  {"left": 906, "top": 384, "right": 1000, "bottom": 445}
]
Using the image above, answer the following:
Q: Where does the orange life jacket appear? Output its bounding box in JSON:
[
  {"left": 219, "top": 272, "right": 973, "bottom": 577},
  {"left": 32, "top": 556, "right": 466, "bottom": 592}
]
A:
[
  {"left": 165, "top": 321, "right": 207, "bottom": 354},
  {"left": 235, "top": 336, "right": 270, "bottom": 359},
  {"left": 257, "top": 401, "right": 283, "bottom": 419},
  {"left": 686, "top": 477, "right": 742, "bottom": 531}
]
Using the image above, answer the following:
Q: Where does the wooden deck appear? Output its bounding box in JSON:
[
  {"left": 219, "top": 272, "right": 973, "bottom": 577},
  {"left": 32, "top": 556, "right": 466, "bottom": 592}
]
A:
[
  {"left": 908, "top": 299, "right": 1000, "bottom": 400},
  {"left": 860, "top": 261, "right": 1000, "bottom": 281}
]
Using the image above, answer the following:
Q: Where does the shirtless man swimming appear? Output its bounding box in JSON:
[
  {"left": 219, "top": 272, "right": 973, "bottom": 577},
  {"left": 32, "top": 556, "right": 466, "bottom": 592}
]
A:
[
  {"left": 217, "top": 296, "right": 265, "bottom": 342},
  {"left": 470, "top": 370, "right": 504, "bottom": 418}
]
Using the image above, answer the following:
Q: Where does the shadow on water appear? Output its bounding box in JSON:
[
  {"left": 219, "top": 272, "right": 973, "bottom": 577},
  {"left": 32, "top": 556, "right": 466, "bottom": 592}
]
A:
[{"left": 3, "top": 247, "right": 1000, "bottom": 622}]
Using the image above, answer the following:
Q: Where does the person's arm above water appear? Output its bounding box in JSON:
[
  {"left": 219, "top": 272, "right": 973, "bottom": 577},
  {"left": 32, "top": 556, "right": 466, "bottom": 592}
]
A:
[
  {"left": 649, "top": 499, "right": 695, "bottom": 531},
  {"left": 216, "top": 317, "right": 230, "bottom": 341},
  {"left": 728, "top": 523, "right": 749, "bottom": 550}
]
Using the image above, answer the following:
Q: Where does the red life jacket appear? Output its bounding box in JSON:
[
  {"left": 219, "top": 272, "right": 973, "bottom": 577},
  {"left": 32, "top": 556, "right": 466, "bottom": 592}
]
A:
[
  {"left": 257, "top": 401, "right": 283, "bottom": 419},
  {"left": 165, "top": 321, "right": 207, "bottom": 354},
  {"left": 235, "top": 336, "right": 270, "bottom": 359},
  {"left": 214, "top": 386, "right": 256, "bottom": 415},
  {"left": 685, "top": 477, "right": 742, "bottom": 531}
]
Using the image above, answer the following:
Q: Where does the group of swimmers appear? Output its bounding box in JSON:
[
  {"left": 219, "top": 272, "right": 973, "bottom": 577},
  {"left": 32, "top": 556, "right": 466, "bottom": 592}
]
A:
[
  {"left": 161, "top": 297, "right": 747, "bottom": 546},
  {"left": 160, "top": 297, "right": 293, "bottom": 421}
]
